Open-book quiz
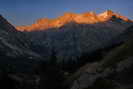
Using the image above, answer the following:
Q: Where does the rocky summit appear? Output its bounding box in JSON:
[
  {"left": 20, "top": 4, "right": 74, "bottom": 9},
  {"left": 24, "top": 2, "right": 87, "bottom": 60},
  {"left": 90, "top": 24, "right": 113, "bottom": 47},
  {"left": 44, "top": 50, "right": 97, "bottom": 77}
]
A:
[{"left": 16, "top": 10, "right": 132, "bottom": 31}]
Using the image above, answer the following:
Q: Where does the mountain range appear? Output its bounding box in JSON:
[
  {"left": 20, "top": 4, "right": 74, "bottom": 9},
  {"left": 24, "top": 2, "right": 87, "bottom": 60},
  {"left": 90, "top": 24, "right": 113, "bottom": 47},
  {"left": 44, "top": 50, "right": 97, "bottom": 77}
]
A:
[
  {"left": 0, "top": 10, "right": 133, "bottom": 89},
  {"left": 0, "top": 10, "right": 133, "bottom": 72},
  {"left": 16, "top": 10, "right": 132, "bottom": 31}
]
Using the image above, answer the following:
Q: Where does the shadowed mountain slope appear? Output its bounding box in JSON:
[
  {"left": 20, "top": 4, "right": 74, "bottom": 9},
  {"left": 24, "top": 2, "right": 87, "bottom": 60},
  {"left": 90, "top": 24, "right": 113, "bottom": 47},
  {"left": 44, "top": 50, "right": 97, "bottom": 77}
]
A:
[{"left": 0, "top": 15, "right": 42, "bottom": 72}]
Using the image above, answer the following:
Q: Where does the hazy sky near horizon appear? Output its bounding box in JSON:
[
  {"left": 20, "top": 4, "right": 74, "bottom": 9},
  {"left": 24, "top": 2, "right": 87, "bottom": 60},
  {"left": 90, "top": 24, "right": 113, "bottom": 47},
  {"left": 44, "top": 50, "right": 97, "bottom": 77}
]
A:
[{"left": 0, "top": 0, "right": 132, "bottom": 26}]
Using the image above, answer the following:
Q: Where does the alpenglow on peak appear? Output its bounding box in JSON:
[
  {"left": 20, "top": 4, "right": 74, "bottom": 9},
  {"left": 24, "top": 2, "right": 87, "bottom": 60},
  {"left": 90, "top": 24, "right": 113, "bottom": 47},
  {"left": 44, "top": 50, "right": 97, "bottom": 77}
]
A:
[{"left": 16, "top": 10, "right": 131, "bottom": 31}]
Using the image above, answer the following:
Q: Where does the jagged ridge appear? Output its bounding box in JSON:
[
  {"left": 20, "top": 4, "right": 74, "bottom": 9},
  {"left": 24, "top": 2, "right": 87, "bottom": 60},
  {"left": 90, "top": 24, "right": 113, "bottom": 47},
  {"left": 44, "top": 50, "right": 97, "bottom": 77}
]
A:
[{"left": 16, "top": 10, "right": 131, "bottom": 31}]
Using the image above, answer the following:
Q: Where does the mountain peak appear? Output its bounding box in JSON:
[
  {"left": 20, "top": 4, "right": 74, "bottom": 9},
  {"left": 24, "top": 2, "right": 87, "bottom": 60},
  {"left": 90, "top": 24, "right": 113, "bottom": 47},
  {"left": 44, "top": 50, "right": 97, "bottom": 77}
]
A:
[
  {"left": 36, "top": 18, "right": 49, "bottom": 24},
  {"left": 105, "top": 10, "right": 114, "bottom": 14},
  {"left": 82, "top": 11, "right": 96, "bottom": 17},
  {"left": 60, "top": 12, "right": 78, "bottom": 20},
  {"left": 63, "top": 12, "right": 77, "bottom": 16},
  {"left": 98, "top": 10, "right": 114, "bottom": 19},
  {"left": 16, "top": 10, "right": 131, "bottom": 31},
  {"left": 0, "top": 14, "right": 17, "bottom": 32},
  {"left": 97, "top": 10, "right": 131, "bottom": 22}
]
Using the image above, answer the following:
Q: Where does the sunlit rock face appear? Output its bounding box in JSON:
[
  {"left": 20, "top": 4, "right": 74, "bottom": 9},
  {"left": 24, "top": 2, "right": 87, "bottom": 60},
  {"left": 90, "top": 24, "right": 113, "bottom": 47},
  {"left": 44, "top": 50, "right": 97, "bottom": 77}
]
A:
[
  {"left": 16, "top": 10, "right": 131, "bottom": 31},
  {"left": 98, "top": 10, "right": 130, "bottom": 22}
]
